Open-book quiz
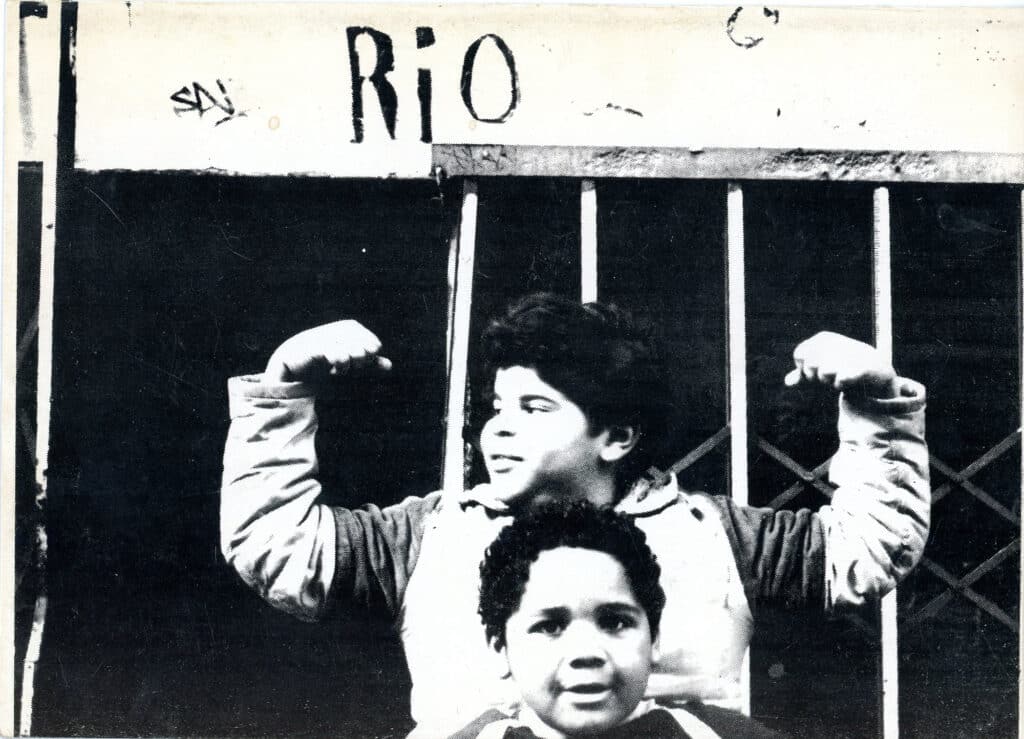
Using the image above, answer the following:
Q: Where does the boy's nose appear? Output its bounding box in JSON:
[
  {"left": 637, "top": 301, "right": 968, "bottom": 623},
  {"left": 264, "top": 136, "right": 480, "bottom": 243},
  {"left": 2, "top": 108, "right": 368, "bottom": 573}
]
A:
[
  {"left": 564, "top": 626, "right": 608, "bottom": 668},
  {"left": 568, "top": 653, "right": 607, "bottom": 669},
  {"left": 484, "top": 412, "right": 517, "bottom": 437}
]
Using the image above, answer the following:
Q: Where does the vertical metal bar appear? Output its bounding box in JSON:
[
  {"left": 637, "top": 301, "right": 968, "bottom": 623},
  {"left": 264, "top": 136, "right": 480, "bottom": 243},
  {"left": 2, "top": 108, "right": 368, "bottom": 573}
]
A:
[
  {"left": 1, "top": 42, "right": 20, "bottom": 734},
  {"left": 873, "top": 188, "right": 894, "bottom": 361},
  {"left": 726, "top": 184, "right": 749, "bottom": 507},
  {"left": 442, "top": 179, "right": 478, "bottom": 495},
  {"left": 873, "top": 186, "right": 899, "bottom": 739},
  {"left": 444, "top": 186, "right": 460, "bottom": 379},
  {"left": 0, "top": 145, "right": 17, "bottom": 739},
  {"left": 16, "top": 4, "right": 70, "bottom": 734},
  {"left": 725, "top": 183, "right": 750, "bottom": 714},
  {"left": 4, "top": 12, "right": 42, "bottom": 736},
  {"left": 1017, "top": 187, "right": 1023, "bottom": 720},
  {"left": 581, "top": 179, "right": 598, "bottom": 302}
]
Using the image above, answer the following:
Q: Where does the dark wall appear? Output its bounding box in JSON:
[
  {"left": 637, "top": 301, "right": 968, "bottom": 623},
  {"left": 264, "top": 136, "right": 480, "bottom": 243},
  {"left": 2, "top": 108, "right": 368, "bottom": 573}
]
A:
[
  {"left": 35, "top": 172, "right": 453, "bottom": 737},
  {"left": 15, "top": 162, "right": 43, "bottom": 729},
  {"left": 743, "top": 182, "right": 881, "bottom": 737},
  {"left": 892, "top": 185, "right": 1020, "bottom": 739}
]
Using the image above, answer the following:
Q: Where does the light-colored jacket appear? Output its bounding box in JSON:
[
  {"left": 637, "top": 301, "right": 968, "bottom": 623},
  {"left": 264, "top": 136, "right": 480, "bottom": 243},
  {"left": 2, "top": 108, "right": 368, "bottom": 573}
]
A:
[{"left": 221, "top": 374, "right": 929, "bottom": 737}]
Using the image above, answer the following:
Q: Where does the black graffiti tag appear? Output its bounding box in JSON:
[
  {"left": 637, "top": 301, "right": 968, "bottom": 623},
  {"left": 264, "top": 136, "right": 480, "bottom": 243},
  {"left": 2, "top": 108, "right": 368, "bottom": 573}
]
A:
[
  {"left": 170, "top": 79, "right": 245, "bottom": 126},
  {"left": 726, "top": 6, "right": 780, "bottom": 49}
]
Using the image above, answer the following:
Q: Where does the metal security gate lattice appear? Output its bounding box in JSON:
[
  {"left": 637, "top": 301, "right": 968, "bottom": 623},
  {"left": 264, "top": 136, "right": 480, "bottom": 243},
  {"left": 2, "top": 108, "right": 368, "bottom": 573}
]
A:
[{"left": 435, "top": 146, "right": 1023, "bottom": 738}]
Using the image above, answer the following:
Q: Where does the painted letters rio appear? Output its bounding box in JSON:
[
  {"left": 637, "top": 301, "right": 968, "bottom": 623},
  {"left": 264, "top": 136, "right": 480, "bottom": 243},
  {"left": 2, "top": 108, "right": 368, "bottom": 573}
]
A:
[{"left": 347, "top": 26, "right": 519, "bottom": 143}]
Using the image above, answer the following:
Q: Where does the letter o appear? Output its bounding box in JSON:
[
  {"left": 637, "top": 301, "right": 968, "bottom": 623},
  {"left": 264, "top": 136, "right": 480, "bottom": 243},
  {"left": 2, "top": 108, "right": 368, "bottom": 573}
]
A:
[{"left": 460, "top": 34, "right": 520, "bottom": 123}]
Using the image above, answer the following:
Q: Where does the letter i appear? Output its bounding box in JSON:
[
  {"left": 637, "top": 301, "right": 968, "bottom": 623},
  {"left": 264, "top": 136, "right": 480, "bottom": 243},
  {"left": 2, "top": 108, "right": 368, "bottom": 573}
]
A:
[{"left": 416, "top": 27, "right": 435, "bottom": 143}]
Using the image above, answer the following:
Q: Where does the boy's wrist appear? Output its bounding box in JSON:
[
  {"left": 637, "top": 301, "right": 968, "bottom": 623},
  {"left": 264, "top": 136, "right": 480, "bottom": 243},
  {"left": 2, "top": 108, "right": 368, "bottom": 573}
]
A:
[
  {"left": 264, "top": 356, "right": 294, "bottom": 383},
  {"left": 228, "top": 374, "right": 317, "bottom": 414},
  {"left": 841, "top": 376, "right": 926, "bottom": 415},
  {"left": 859, "top": 376, "right": 900, "bottom": 400}
]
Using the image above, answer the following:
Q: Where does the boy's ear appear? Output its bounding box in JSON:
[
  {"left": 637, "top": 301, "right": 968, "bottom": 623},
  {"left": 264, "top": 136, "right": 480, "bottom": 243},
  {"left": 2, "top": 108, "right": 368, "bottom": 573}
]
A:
[
  {"left": 487, "top": 637, "right": 512, "bottom": 680},
  {"left": 599, "top": 424, "right": 640, "bottom": 463},
  {"left": 650, "top": 634, "right": 662, "bottom": 664}
]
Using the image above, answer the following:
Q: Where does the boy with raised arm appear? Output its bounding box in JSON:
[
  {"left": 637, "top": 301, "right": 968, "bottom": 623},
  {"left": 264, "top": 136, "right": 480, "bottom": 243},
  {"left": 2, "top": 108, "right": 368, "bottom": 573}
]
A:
[{"left": 221, "top": 293, "right": 929, "bottom": 737}]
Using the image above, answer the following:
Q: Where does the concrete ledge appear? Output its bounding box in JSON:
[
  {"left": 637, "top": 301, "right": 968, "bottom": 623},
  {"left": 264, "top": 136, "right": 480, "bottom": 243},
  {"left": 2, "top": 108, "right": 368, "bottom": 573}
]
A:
[{"left": 432, "top": 145, "right": 1024, "bottom": 184}]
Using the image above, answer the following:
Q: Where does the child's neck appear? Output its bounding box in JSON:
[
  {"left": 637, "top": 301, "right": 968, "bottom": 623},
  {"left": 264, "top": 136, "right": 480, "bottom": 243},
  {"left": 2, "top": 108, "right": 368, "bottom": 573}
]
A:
[
  {"left": 516, "top": 704, "right": 568, "bottom": 739},
  {"left": 516, "top": 701, "right": 656, "bottom": 738},
  {"left": 513, "top": 477, "right": 619, "bottom": 514}
]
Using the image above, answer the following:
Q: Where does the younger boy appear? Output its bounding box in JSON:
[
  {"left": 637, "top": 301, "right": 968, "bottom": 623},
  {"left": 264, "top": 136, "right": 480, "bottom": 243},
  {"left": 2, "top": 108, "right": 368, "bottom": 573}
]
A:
[
  {"left": 221, "top": 292, "right": 929, "bottom": 736},
  {"left": 454, "top": 500, "right": 784, "bottom": 739}
]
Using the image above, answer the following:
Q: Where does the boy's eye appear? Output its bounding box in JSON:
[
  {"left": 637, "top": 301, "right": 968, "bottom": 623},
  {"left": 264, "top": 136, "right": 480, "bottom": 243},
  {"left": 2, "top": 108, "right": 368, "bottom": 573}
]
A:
[
  {"left": 598, "top": 613, "right": 636, "bottom": 633},
  {"left": 523, "top": 401, "right": 554, "bottom": 414},
  {"left": 529, "top": 619, "right": 565, "bottom": 636}
]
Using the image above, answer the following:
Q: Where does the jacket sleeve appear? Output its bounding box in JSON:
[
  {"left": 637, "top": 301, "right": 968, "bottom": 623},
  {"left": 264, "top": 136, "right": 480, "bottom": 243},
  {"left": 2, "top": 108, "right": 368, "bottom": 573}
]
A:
[
  {"left": 220, "top": 374, "right": 440, "bottom": 622},
  {"left": 710, "top": 376, "right": 930, "bottom": 612}
]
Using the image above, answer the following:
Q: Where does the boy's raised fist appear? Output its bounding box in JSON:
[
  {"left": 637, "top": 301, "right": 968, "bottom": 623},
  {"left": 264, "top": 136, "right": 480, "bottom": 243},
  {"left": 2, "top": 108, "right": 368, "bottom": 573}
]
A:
[
  {"left": 784, "top": 331, "right": 897, "bottom": 397},
  {"left": 265, "top": 320, "right": 392, "bottom": 383}
]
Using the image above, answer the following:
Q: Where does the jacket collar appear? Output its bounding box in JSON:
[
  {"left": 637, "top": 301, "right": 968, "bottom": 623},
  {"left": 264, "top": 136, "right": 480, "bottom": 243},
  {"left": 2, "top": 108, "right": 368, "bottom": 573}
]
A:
[
  {"left": 614, "top": 473, "right": 682, "bottom": 516},
  {"left": 456, "top": 474, "right": 680, "bottom": 518}
]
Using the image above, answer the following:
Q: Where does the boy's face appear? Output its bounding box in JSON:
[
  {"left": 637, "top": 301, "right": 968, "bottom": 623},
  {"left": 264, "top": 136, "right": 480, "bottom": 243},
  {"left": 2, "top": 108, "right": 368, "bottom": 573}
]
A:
[
  {"left": 480, "top": 366, "right": 616, "bottom": 508},
  {"left": 500, "top": 546, "right": 653, "bottom": 737}
]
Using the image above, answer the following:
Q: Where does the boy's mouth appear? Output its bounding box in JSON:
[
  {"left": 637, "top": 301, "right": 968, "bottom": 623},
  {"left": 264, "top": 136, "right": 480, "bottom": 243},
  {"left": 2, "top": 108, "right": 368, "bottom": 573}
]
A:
[
  {"left": 560, "top": 682, "right": 613, "bottom": 704},
  {"left": 564, "top": 682, "right": 608, "bottom": 693},
  {"left": 488, "top": 453, "right": 524, "bottom": 472},
  {"left": 562, "top": 682, "right": 611, "bottom": 695}
]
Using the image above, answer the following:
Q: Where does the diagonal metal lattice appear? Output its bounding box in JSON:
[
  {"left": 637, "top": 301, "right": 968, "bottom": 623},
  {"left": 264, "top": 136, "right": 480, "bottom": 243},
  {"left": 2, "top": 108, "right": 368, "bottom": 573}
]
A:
[
  {"left": 755, "top": 430, "right": 1022, "bottom": 635},
  {"left": 651, "top": 425, "right": 731, "bottom": 485},
  {"left": 930, "top": 430, "right": 1021, "bottom": 525},
  {"left": 902, "top": 540, "right": 1019, "bottom": 633},
  {"left": 901, "top": 429, "right": 1021, "bottom": 634},
  {"left": 662, "top": 427, "right": 1022, "bottom": 638},
  {"left": 755, "top": 438, "right": 835, "bottom": 507}
]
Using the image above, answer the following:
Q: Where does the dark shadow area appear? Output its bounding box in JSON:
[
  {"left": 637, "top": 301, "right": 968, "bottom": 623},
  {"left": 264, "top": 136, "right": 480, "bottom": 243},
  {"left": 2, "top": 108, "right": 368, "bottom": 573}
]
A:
[
  {"left": 33, "top": 172, "right": 451, "bottom": 737},
  {"left": 597, "top": 178, "right": 729, "bottom": 497},
  {"left": 891, "top": 184, "right": 1020, "bottom": 739},
  {"left": 15, "top": 161, "right": 44, "bottom": 733},
  {"left": 744, "top": 181, "right": 878, "bottom": 738}
]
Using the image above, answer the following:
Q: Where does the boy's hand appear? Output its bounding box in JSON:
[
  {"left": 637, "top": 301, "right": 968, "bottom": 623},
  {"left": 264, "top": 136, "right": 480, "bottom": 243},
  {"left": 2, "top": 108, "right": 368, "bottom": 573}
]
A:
[
  {"left": 784, "top": 331, "right": 898, "bottom": 398},
  {"left": 264, "top": 320, "right": 392, "bottom": 383}
]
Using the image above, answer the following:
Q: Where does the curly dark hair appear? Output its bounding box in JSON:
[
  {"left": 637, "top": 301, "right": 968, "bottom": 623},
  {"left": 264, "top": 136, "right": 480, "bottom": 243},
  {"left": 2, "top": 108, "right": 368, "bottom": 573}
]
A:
[
  {"left": 480, "top": 292, "right": 675, "bottom": 493},
  {"left": 478, "top": 500, "right": 666, "bottom": 651}
]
